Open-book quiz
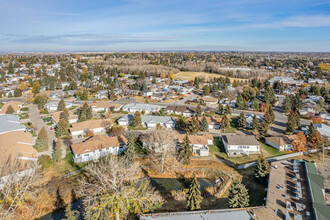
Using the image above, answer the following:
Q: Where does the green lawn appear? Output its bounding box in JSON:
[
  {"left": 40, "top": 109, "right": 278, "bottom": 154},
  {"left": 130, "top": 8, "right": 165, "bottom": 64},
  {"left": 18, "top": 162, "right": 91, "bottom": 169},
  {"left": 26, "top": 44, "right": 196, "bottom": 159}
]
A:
[
  {"left": 209, "top": 137, "right": 286, "bottom": 165},
  {"left": 18, "top": 113, "right": 29, "bottom": 119},
  {"left": 128, "top": 126, "right": 147, "bottom": 130},
  {"left": 68, "top": 106, "right": 78, "bottom": 111},
  {"left": 21, "top": 107, "right": 29, "bottom": 111}
]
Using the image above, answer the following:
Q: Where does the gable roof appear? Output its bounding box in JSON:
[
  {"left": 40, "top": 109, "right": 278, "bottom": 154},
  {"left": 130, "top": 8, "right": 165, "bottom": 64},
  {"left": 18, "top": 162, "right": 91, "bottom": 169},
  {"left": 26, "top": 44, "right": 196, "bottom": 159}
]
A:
[
  {"left": 222, "top": 134, "right": 260, "bottom": 146},
  {"left": 90, "top": 102, "right": 122, "bottom": 109},
  {"left": 177, "top": 134, "right": 213, "bottom": 145},
  {"left": 51, "top": 111, "right": 77, "bottom": 124},
  {"left": 71, "top": 135, "right": 127, "bottom": 155},
  {"left": 0, "top": 114, "right": 25, "bottom": 134},
  {"left": 118, "top": 114, "right": 176, "bottom": 125},
  {"left": 0, "top": 101, "right": 23, "bottom": 114},
  {"left": 70, "top": 119, "right": 112, "bottom": 132},
  {"left": 265, "top": 136, "right": 292, "bottom": 146}
]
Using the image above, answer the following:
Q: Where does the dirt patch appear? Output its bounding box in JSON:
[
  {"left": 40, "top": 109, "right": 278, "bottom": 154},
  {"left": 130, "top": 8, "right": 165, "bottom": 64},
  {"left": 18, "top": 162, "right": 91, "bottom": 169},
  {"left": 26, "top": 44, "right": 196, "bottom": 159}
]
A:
[{"left": 174, "top": 71, "right": 249, "bottom": 83}]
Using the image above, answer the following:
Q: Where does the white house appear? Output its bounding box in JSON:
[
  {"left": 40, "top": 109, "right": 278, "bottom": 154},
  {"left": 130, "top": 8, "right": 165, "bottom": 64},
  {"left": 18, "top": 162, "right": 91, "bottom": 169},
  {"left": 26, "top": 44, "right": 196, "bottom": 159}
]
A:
[
  {"left": 71, "top": 135, "right": 127, "bottom": 163},
  {"left": 265, "top": 136, "right": 293, "bottom": 151},
  {"left": 118, "top": 115, "right": 176, "bottom": 129},
  {"left": 165, "top": 106, "right": 196, "bottom": 117},
  {"left": 45, "top": 101, "right": 73, "bottom": 111},
  {"left": 51, "top": 111, "right": 78, "bottom": 125},
  {"left": 313, "top": 123, "right": 330, "bottom": 139},
  {"left": 91, "top": 103, "right": 122, "bottom": 112},
  {"left": 176, "top": 134, "right": 214, "bottom": 156},
  {"left": 122, "top": 103, "right": 163, "bottom": 114},
  {"left": 221, "top": 134, "right": 260, "bottom": 157}
]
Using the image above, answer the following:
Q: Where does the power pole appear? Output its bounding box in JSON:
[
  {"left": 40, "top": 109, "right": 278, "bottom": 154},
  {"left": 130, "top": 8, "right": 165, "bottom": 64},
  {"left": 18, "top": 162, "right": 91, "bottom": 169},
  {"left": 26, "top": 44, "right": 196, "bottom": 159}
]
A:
[{"left": 323, "top": 143, "right": 325, "bottom": 163}]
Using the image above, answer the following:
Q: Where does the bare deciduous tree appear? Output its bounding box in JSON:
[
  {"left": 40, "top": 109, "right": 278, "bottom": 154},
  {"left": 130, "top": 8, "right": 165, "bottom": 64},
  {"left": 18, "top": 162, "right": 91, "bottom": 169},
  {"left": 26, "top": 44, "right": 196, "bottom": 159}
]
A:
[
  {"left": 79, "top": 155, "right": 163, "bottom": 220},
  {"left": 0, "top": 157, "right": 39, "bottom": 219},
  {"left": 141, "top": 128, "right": 177, "bottom": 173}
]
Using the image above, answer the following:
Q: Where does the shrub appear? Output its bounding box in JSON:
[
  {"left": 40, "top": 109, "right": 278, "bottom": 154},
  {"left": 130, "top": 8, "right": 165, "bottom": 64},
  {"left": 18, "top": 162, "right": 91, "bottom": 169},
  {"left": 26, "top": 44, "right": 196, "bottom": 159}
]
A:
[{"left": 38, "top": 155, "right": 52, "bottom": 169}]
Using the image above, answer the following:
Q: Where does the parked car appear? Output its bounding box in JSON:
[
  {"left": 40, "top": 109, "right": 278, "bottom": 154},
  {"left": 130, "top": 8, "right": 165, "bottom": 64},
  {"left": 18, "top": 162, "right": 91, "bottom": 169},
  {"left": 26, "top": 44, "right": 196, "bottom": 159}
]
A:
[
  {"left": 50, "top": 126, "right": 56, "bottom": 130},
  {"left": 44, "top": 119, "right": 51, "bottom": 123},
  {"left": 25, "top": 128, "right": 32, "bottom": 132}
]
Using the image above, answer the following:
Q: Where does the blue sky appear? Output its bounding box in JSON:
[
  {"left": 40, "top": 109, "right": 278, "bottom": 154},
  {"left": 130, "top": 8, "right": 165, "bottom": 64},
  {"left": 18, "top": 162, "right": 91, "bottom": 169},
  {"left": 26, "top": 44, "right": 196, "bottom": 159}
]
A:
[{"left": 0, "top": 0, "right": 330, "bottom": 52}]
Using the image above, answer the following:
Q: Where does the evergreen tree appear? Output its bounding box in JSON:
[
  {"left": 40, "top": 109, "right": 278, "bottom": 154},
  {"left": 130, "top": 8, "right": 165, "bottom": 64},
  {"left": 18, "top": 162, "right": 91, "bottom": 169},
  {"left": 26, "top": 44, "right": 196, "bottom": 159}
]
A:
[
  {"left": 65, "top": 203, "right": 78, "bottom": 220},
  {"left": 14, "top": 88, "right": 22, "bottom": 97},
  {"left": 57, "top": 98, "right": 66, "bottom": 111},
  {"left": 60, "top": 108, "right": 70, "bottom": 124},
  {"left": 186, "top": 116, "right": 200, "bottom": 134},
  {"left": 200, "top": 116, "right": 209, "bottom": 132},
  {"left": 264, "top": 87, "right": 276, "bottom": 104},
  {"left": 236, "top": 94, "right": 248, "bottom": 109},
  {"left": 7, "top": 92, "right": 13, "bottom": 98},
  {"left": 282, "top": 95, "right": 292, "bottom": 113},
  {"left": 179, "top": 133, "right": 193, "bottom": 165},
  {"left": 186, "top": 176, "right": 203, "bottom": 211},
  {"left": 78, "top": 102, "right": 92, "bottom": 122},
  {"left": 307, "top": 123, "right": 316, "bottom": 142},
  {"left": 123, "top": 133, "right": 135, "bottom": 168},
  {"left": 175, "top": 115, "right": 186, "bottom": 131},
  {"left": 292, "top": 95, "right": 302, "bottom": 111},
  {"left": 227, "top": 181, "right": 249, "bottom": 208},
  {"left": 217, "top": 103, "right": 224, "bottom": 115},
  {"left": 251, "top": 97, "right": 259, "bottom": 110},
  {"left": 56, "top": 118, "right": 69, "bottom": 137},
  {"left": 254, "top": 155, "right": 270, "bottom": 180},
  {"left": 35, "top": 127, "right": 49, "bottom": 149},
  {"left": 202, "top": 85, "right": 210, "bottom": 95},
  {"left": 238, "top": 112, "right": 246, "bottom": 129},
  {"left": 196, "top": 104, "right": 202, "bottom": 117},
  {"left": 286, "top": 111, "right": 300, "bottom": 134},
  {"left": 53, "top": 138, "right": 62, "bottom": 162},
  {"left": 5, "top": 105, "right": 15, "bottom": 114},
  {"left": 194, "top": 77, "right": 199, "bottom": 88},
  {"left": 224, "top": 104, "right": 231, "bottom": 115},
  {"left": 258, "top": 119, "right": 268, "bottom": 141},
  {"left": 221, "top": 114, "right": 230, "bottom": 130},
  {"left": 252, "top": 115, "right": 259, "bottom": 131},
  {"left": 131, "top": 111, "right": 142, "bottom": 127}
]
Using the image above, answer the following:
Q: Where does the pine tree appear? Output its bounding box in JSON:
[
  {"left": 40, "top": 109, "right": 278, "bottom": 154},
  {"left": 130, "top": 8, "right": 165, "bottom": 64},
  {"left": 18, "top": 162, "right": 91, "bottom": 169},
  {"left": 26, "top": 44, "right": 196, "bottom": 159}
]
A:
[
  {"left": 282, "top": 95, "right": 292, "bottom": 113},
  {"left": 56, "top": 118, "right": 69, "bottom": 137},
  {"left": 78, "top": 102, "right": 92, "bottom": 122},
  {"left": 196, "top": 104, "right": 202, "bottom": 117},
  {"left": 53, "top": 138, "right": 62, "bottom": 162},
  {"left": 57, "top": 98, "right": 66, "bottom": 111},
  {"left": 238, "top": 112, "right": 246, "bottom": 129},
  {"left": 221, "top": 114, "right": 230, "bottom": 130},
  {"left": 123, "top": 133, "right": 135, "bottom": 168},
  {"left": 264, "top": 87, "right": 276, "bottom": 104},
  {"left": 254, "top": 155, "right": 270, "bottom": 180},
  {"left": 186, "top": 116, "right": 200, "bottom": 134},
  {"left": 224, "top": 104, "right": 231, "bottom": 115},
  {"left": 108, "top": 88, "right": 115, "bottom": 100},
  {"left": 5, "top": 105, "right": 15, "bottom": 114},
  {"left": 252, "top": 115, "right": 259, "bottom": 130},
  {"left": 186, "top": 176, "right": 203, "bottom": 210},
  {"left": 236, "top": 94, "right": 247, "bottom": 109},
  {"left": 60, "top": 108, "right": 70, "bottom": 124},
  {"left": 179, "top": 133, "right": 192, "bottom": 165},
  {"left": 200, "top": 116, "right": 209, "bottom": 132},
  {"left": 131, "top": 111, "right": 142, "bottom": 127},
  {"left": 307, "top": 123, "right": 316, "bottom": 142},
  {"left": 175, "top": 115, "right": 186, "bottom": 131},
  {"left": 217, "top": 103, "right": 224, "bottom": 115},
  {"left": 251, "top": 97, "right": 259, "bottom": 110},
  {"left": 203, "top": 85, "right": 210, "bottom": 95},
  {"left": 286, "top": 111, "right": 300, "bottom": 134},
  {"left": 14, "top": 88, "right": 22, "bottom": 97},
  {"left": 258, "top": 119, "right": 268, "bottom": 141},
  {"left": 35, "top": 127, "right": 48, "bottom": 149},
  {"left": 227, "top": 181, "right": 249, "bottom": 208},
  {"left": 65, "top": 203, "right": 78, "bottom": 220}
]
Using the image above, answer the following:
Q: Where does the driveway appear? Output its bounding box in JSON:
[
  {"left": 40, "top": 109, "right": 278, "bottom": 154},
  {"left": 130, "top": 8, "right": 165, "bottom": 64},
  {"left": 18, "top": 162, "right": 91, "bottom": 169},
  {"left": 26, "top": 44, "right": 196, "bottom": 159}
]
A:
[{"left": 29, "top": 105, "right": 66, "bottom": 159}]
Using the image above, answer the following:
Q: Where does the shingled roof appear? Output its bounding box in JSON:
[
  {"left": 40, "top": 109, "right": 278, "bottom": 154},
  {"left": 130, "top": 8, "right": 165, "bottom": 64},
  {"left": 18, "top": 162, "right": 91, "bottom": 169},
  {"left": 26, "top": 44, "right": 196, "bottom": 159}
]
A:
[{"left": 222, "top": 134, "right": 259, "bottom": 146}]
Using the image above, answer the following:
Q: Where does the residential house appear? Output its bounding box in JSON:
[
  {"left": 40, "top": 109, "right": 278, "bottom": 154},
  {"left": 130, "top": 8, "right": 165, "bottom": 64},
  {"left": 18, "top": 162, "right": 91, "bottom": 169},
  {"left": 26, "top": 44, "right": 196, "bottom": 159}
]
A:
[
  {"left": 0, "top": 114, "right": 25, "bottom": 134},
  {"left": 320, "top": 112, "right": 330, "bottom": 120},
  {"left": 221, "top": 133, "right": 260, "bottom": 157},
  {"left": 198, "top": 96, "right": 218, "bottom": 105},
  {"left": 122, "top": 103, "right": 163, "bottom": 114},
  {"left": 71, "top": 135, "right": 127, "bottom": 163},
  {"left": 97, "top": 90, "right": 108, "bottom": 99},
  {"left": 70, "top": 119, "right": 112, "bottom": 137},
  {"left": 165, "top": 106, "right": 196, "bottom": 117},
  {"left": 0, "top": 101, "right": 23, "bottom": 115},
  {"left": 176, "top": 134, "right": 213, "bottom": 156},
  {"left": 51, "top": 111, "right": 78, "bottom": 125},
  {"left": 194, "top": 116, "right": 222, "bottom": 130},
  {"left": 0, "top": 131, "right": 38, "bottom": 163},
  {"left": 118, "top": 115, "right": 176, "bottom": 129},
  {"left": 90, "top": 102, "right": 122, "bottom": 112},
  {"left": 50, "top": 91, "right": 66, "bottom": 100},
  {"left": 313, "top": 123, "right": 330, "bottom": 139},
  {"left": 45, "top": 101, "right": 74, "bottom": 111},
  {"left": 265, "top": 136, "right": 293, "bottom": 151}
]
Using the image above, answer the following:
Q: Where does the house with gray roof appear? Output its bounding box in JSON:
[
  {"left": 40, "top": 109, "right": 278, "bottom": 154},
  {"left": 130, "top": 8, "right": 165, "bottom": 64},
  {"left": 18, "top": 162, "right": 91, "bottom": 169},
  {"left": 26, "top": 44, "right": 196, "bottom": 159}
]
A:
[
  {"left": 221, "top": 133, "right": 260, "bottom": 157},
  {"left": 118, "top": 115, "right": 176, "bottom": 129},
  {"left": 122, "top": 103, "right": 163, "bottom": 114},
  {"left": 245, "top": 114, "right": 262, "bottom": 129},
  {"left": 0, "top": 114, "right": 25, "bottom": 135},
  {"left": 45, "top": 101, "right": 74, "bottom": 111}
]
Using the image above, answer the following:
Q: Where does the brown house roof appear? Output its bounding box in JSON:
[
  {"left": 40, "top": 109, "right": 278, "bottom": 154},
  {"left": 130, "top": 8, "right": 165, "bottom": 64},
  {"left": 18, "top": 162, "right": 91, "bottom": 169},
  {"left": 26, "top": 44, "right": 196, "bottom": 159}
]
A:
[
  {"left": 176, "top": 134, "right": 213, "bottom": 145},
  {"left": 91, "top": 102, "right": 122, "bottom": 110},
  {"left": 222, "top": 134, "right": 260, "bottom": 146},
  {"left": 70, "top": 119, "right": 112, "bottom": 132},
  {"left": 0, "top": 131, "right": 37, "bottom": 164},
  {"left": 0, "top": 101, "right": 23, "bottom": 114},
  {"left": 165, "top": 106, "right": 196, "bottom": 113},
  {"left": 195, "top": 116, "right": 222, "bottom": 125},
  {"left": 265, "top": 136, "right": 293, "bottom": 146},
  {"left": 71, "top": 135, "right": 127, "bottom": 155},
  {"left": 51, "top": 111, "right": 77, "bottom": 124}
]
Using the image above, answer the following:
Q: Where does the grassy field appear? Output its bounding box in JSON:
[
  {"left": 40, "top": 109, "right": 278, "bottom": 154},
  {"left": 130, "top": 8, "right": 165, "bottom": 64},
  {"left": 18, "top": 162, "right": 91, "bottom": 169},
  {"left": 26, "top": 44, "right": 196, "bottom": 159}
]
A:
[
  {"left": 209, "top": 138, "right": 286, "bottom": 165},
  {"left": 174, "top": 71, "right": 249, "bottom": 83}
]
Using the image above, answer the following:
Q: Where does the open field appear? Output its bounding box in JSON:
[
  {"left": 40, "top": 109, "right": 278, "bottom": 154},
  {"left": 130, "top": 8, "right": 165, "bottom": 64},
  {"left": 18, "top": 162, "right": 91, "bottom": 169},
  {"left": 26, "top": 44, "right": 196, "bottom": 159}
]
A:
[{"left": 174, "top": 71, "right": 249, "bottom": 83}]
